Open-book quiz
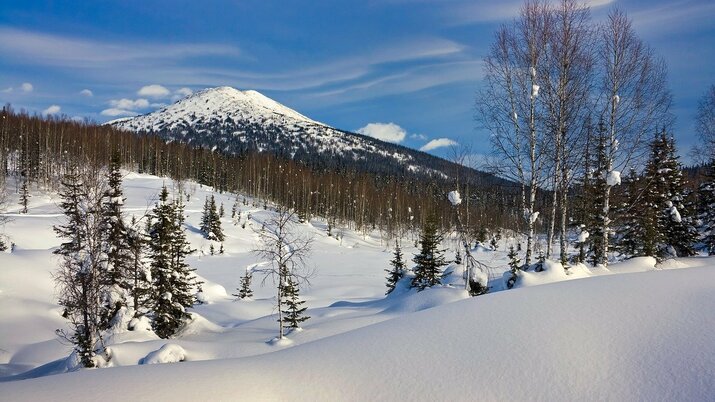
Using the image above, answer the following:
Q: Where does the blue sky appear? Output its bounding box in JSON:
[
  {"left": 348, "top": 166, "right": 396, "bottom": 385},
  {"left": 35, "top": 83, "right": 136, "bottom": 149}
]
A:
[{"left": 1, "top": 0, "right": 713, "bottom": 162}]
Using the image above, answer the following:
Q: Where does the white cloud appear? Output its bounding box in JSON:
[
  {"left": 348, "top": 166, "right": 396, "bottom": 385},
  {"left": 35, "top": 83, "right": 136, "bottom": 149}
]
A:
[
  {"left": 100, "top": 108, "right": 137, "bottom": 117},
  {"left": 109, "top": 98, "right": 149, "bottom": 110},
  {"left": 171, "top": 87, "right": 193, "bottom": 102},
  {"left": 175, "top": 87, "right": 193, "bottom": 97},
  {"left": 80, "top": 89, "right": 93, "bottom": 97},
  {"left": 420, "top": 138, "right": 458, "bottom": 152},
  {"left": 138, "top": 84, "right": 170, "bottom": 98},
  {"left": 42, "top": 105, "right": 61, "bottom": 115},
  {"left": 20, "top": 82, "right": 33, "bottom": 92},
  {"left": 410, "top": 133, "right": 428, "bottom": 140},
  {"left": 1, "top": 87, "right": 11, "bottom": 93},
  {"left": 356, "top": 122, "right": 407, "bottom": 144}
]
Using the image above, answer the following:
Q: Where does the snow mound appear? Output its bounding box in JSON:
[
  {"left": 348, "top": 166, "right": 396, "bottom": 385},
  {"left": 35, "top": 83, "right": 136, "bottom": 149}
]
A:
[
  {"left": 3, "top": 267, "right": 714, "bottom": 401},
  {"left": 140, "top": 344, "right": 186, "bottom": 365}
]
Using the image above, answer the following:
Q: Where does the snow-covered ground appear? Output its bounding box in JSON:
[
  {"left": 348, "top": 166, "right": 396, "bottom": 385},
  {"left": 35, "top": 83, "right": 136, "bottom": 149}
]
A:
[{"left": 1, "top": 173, "right": 714, "bottom": 400}]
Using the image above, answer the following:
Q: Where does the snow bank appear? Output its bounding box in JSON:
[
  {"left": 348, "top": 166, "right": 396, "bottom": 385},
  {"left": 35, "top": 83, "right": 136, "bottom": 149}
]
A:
[
  {"left": 140, "top": 344, "right": 186, "bottom": 365},
  {"left": 3, "top": 267, "right": 714, "bottom": 401}
]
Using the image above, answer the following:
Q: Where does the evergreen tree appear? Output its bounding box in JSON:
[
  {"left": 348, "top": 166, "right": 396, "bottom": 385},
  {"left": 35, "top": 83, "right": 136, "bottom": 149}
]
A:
[
  {"left": 99, "top": 155, "right": 132, "bottom": 328},
  {"left": 53, "top": 166, "right": 108, "bottom": 367},
  {"left": 588, "top": 121, "right": 609, "bottom": 266},
  {"left": 505, "top": 245, "right": 520, "bottom": 289},
  {"left": 698, "top": 159, "right": 715, "bottom": 255},
  {"left": 200, "top": 195, "right": 224, "bottom": 242},
  {"left": 234, "top": 268, "right": 253, "bottom": 299},
  {"left": 280, "top": 264, "right": 309, "bottom": 330},
  {"left": 412, "top": 217, "right": 447, "bottom": 291},
  {"left": 19, "top": 177, "right": 29, "bottom": 214},
  {"left": 126, "top": 216, "right": 151, "bottom": 321},
  {"left": 385, "top": 241, "right": 406, "bottom": 294},
  {"left": 659, "top": 134, "right": 698, "bottom": 257},
  {"left": 617, "top": 168, "right": 647, "bottom": 257},
  {"left": 147, "top": 186, "right": 198, "bottom": 338}
]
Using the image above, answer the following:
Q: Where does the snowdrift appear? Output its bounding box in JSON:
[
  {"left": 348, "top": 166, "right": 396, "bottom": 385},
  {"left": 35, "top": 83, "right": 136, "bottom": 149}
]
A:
[{"left": 2, "top": 266, "right": 713, "bottom": 401}]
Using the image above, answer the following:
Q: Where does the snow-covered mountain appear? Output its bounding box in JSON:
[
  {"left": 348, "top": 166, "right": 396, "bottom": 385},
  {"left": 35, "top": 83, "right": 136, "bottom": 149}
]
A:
[
  {"left": 109, "top": 87, "right": 501, "bottom": 185},
  {"left": 110, "top": 87, "right": 322, "bottom": 131}
]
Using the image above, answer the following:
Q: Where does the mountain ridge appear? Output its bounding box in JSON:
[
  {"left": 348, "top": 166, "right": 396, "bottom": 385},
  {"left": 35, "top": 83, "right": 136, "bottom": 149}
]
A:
[{"left": 109, "top": 86, "right": 510, "bottom": 187}]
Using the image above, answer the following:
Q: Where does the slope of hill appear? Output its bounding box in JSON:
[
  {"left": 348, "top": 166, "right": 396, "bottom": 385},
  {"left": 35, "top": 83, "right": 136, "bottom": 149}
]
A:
[
  {"left": 1, "top": 173, "right": 714, "bottom": 400},
  {"left": 109, "top": 87, "right": 506, "bottom": 186}
]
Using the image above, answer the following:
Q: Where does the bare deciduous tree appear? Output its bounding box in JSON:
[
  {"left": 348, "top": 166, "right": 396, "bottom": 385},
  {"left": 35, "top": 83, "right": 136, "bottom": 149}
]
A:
[
  {"left": 252, "top": 207, "right": 313, "bottom": 340},
  {"left": 594, "top": 8, "right": 672, "bottom": 265},
  {"left": 477, "top": 0, "right": 553, "bottom": 266},
  {"left": 541, "top": 0, "right": 595, "bottom": 263}
]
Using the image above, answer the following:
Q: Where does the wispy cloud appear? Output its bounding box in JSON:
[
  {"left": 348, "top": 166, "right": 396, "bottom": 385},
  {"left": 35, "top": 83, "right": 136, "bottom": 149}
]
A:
[
  {"left": 20, "top": 82, "right": 33, "bottom": 92},
  {"left": 0, "top": 27, "right": 241, "bottom": 69},
  {"left": 630, "top": 1, "right": 715, "bottom": 34},
  {"left": 446, "top": 0, "right": 616, "bottom": 25},
  {"left": 80, "top": 89, "right": 93, "bottom": 97}
]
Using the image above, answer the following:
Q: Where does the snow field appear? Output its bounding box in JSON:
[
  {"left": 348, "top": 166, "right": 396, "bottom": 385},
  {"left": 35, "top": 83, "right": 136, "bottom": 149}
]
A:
[{"left": 1, "top": 172, "right": 714, "bottom": 400}]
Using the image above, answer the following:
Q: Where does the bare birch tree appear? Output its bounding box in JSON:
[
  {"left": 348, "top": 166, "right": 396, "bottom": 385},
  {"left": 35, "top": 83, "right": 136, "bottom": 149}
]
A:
[
  {"left": 594, "top": 8, "right": 672, "bottom": 265},
  {"left": 477, "top": 0, "right": 552, "bottom": 266},
  {"left": 541, "top": 0, "right": 595, "bottom": 263},
  {"left": 253, "top": 207, "right": 313, "bottom": 340}
]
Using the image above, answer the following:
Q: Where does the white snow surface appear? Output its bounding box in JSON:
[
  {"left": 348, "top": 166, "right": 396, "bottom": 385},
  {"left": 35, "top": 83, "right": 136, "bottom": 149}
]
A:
[{"left": 1, "top": 173, "right": 714, "bottom": 400}]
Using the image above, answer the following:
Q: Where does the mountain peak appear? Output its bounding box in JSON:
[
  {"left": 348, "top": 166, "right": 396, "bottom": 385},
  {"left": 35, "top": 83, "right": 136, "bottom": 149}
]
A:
[{"left": 111, "top": 86, "right": 322, "bottom": 132}]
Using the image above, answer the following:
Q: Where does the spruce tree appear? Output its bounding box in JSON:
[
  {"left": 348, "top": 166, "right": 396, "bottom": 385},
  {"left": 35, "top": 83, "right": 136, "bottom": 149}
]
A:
[
  {"left": 200, "top": 195, "right": 224, "bottom": 242},
  {"left": 234, "top": 268, "right": 253, "bottom": 299},
  {"left": 280, "top": 264, "right": 309, "bottom": 331},
  {"left": 617, "top": 169, "right": 646, "bottom": 258},
  {"left": 19, "top": 177, "right": 29, "bottom": 214},
  {"left": 659, "top": 133, "right": 698, "bottom": 257},
  {"left": 100, "top": 155, "right": 132, "bottom": 328},
  {"left": 147, "top": 186, "right": 198, "bottom": 338},
  {"left": 588, "top": 121, "right": 609, "bottom": 266},
  {"left": 126, "top": 216, "right": 151, "bottom": 320},
  {"left": 412, "top": 217, "right": 447, "bottom": 291},
  {"left": 505, "top": 245, "right": 520, "bottom": 289},
  {"left": 385, "top": 241, "right": 406, "bottom": 294}
]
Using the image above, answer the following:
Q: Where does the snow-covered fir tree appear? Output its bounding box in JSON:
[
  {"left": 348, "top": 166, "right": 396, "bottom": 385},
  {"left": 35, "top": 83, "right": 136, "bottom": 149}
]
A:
[
  {"left": 53, "top": 166, "right": 109, "bottom": 367},
  {"left": 99, "top": 155, "right": 133, "bottom": 328},
  {"left": 412, "top": 217, "right": 447, "bottom": 291},
  {"left": 19, "top": 177, "right": 29, "bottom": 214},
  {"left": 200, "top": 195, "right": 224, "bottom": 242},
  {"left": 126, "top": 216, "right": 152, "bottom": 322},
  {"left": 234, "top": 268, "right": 253, "bottom": 299},
  {"left": 280, "top": 263, "right": 309, "bottom": 331},
  {"left": 385, "top": 241, "right": 406, "bottom": 294},
  {"left": 619, "top": 131, "right": 697, "bottom": 259},
  {"left": 588, "top": 121, "right": 609, "bottom": 266},
  {"left": 147, "top": 186, "right": 199, "bottom": 338},
  {"left": 505, "top": 245, "right": 520, "bottom": 289},
  {"left": 657, "top": 133, "right": 698, "bottom": 257}
]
